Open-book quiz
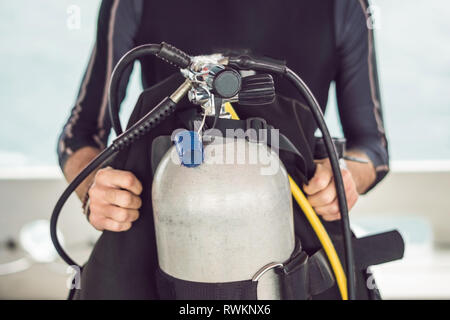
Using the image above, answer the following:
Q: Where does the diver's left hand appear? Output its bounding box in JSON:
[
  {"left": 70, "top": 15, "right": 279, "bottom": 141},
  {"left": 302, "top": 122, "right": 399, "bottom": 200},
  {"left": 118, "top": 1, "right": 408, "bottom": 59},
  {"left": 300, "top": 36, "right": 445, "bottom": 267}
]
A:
[{"left": 303, "top": 158, "right": 359, "bottom": 221}]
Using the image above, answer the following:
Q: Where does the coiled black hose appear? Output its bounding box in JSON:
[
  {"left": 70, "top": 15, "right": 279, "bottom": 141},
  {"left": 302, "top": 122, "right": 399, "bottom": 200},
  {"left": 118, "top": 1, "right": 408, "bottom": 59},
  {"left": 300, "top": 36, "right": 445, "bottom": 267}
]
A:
[
  {"left": 284, "top": 68, "right": 356, "bottom": 300},
  {"left": 50, "top": 147, "right": 116, "bottom": 267},
  {"left": 50, "top": 97, "right": 178, "bottom": 268},
  {"left": 109, "top": 43, "right": 191, "bottom": 136},
  {"left": 51, "top": 42, "right": 191, "bottom": 270}
]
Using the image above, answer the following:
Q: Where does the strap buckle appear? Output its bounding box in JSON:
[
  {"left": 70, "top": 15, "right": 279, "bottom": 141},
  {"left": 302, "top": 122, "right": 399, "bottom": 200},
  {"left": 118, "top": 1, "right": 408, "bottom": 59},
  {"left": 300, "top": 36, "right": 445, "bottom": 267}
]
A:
[{"left": 252, "top": 262, "right": 284, "bottom": 282}]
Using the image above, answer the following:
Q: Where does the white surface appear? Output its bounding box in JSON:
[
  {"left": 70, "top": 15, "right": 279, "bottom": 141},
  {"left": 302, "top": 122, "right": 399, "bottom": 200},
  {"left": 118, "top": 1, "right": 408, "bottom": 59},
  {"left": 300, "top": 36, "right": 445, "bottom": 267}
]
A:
[
  {"left": 0, "top": 165, "right": 449, "bottom": 299},
  {"left": 373, "top": 246, "right": 450, "bottom": 299}
]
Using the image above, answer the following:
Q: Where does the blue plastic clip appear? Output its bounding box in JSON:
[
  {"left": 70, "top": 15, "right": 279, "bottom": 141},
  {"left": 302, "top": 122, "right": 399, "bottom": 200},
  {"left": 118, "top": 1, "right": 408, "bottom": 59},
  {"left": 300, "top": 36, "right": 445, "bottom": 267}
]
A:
[{"left": 174, "top": 130, "right": 204, "bottom": 167}]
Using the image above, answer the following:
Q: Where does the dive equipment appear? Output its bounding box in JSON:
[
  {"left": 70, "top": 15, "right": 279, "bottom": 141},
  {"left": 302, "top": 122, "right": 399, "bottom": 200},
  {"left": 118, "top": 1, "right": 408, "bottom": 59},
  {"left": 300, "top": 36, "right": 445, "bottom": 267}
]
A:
[
  {"left": 51, "top": 42, "right": 355, "bottom": 298},
  {"left": 224, "top": 102, "right": 349, "bottom": 299},
  {"left": 109, "top": 47, "right": 356, "bottom": 298},
  {"left": 227, "top": 58, "right": 357, "bottom": 299},
  {"left": 50, "top": 42, "right": 403, "bottom": 300},
  {"left": 51, "top": 76, "right": 193, "bottom": 267},
  {"left": 153, "top": 135, "right": 295, "bottom": 299}
]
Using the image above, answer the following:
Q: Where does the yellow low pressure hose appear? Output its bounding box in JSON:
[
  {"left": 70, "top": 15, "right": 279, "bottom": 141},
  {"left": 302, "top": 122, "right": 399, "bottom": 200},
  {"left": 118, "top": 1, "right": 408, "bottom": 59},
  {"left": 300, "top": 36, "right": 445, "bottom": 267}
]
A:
[
  {"left": 288, "top": 177, "right": 348, "bottom": 300},
  {"left": 224, "top": 102, "right": 348, "bottom": 300}
]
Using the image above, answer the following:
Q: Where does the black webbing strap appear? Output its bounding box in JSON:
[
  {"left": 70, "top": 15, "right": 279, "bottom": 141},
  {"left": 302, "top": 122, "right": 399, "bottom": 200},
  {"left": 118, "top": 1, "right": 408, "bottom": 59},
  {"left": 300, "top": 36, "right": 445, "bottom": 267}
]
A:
[
  {"left": 277, "top": 231, "right": 404, "bottom": 299},
  {"left": 307, "top": 250, "right": 335, "bottom": 296},
  {"left": 277, "top": 239, "right": 335, "bottom": 300},
  {"left": 205, "top": 116, "right": 309, "bottom": 183},
  {"left": 207, "top": 117, "right": 302, "bottom": 157},
  {"left": 302, "top": 230, "right": 404, "bottom": 299},
  {"left": 346, "top": 230, "right": 405, "bottom": 270},
  {"left": 153, "top": 228, "right": 404, "bottom": 300},
  {"left": 172, "top": 110, "right": 310, "bottom": 183},
  {"left": 154, "top": 237, "right": 335, "bottom": 300},
  {"left": 156, "top": 268, "right": 258, "bottom": 300}
]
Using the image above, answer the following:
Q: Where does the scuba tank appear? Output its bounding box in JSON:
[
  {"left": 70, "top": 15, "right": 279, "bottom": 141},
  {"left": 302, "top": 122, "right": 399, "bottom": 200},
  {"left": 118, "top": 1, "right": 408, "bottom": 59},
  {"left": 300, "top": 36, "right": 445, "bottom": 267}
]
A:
[
  {"left": 50, "top": 43, "right": 405, "bottom": 300},
  {"left": 152, "top": 134, "right": 295, "bottom": 299}
]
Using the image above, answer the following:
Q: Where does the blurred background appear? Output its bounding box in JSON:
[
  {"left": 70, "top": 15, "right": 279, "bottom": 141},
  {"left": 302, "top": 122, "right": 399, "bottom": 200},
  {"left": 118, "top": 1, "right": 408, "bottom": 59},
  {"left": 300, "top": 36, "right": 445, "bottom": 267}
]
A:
[{"left": 0, "top": 0, "right": 449, "bottom": 299}]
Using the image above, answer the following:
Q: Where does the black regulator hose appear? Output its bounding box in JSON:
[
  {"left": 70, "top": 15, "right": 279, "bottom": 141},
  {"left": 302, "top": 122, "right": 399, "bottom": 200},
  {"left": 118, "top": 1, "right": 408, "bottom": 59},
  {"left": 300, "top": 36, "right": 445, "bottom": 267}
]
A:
[
  {"left": 109, "top": 42, "right": 191, "bottom": 136},
  {"left": 50, "top": 94, "right": 184, "bottom": 268},
  {"left": 50, "top": 147, "right": 116, "bottom": 267},
  {"left": 228, "top": 56, "right": 356, "bottom": 299},
  {"left": 284, "top": 68, "right": 356, "bottom": 300},
  {"left": 51, "top": 41, "right": 192, "bottom": 269}
]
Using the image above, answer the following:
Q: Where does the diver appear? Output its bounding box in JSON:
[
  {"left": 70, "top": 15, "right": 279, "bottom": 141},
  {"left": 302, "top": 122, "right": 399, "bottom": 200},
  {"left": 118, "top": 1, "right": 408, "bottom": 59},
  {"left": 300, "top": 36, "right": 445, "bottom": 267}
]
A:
[{"left": 58, "top": 0, "right": 389, "bottom": 299}]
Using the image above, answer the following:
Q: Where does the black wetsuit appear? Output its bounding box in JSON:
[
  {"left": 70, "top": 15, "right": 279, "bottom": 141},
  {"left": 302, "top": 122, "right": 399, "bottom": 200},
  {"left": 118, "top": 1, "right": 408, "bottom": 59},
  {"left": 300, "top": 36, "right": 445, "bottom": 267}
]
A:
[{"left": 58, "top": 0, "right": 389, "bottom": 299}]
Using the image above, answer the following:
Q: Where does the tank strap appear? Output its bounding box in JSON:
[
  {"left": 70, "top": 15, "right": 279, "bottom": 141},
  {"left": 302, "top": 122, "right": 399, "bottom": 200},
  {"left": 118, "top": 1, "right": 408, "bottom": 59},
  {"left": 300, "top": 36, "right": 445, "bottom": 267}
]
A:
[
  {"left": 174, "top": 109, "right": 304, "bottom": 163},
  {"left": 155, "top": 247, "right": 335, "bottom": 300},
  {"left": 340, "top": 230, "right": 405, "bottom": 270},
  {"left": 252, "top": 230, "right": 404, "bottom": 300},
  {"left": 205, "top": 116, "right": 310, "bottom": 184},
  {"left": 307, "top": 250, "right": 335, "bottom": 296},
  {"left": 170, "top": 110, "right": 311, "bottom": 183},
  {"left": 156, "top": 268, "right": 258, "bottom": 300},
  {"left": 305, "top": 230, "right": 404, "bottom": 298},
  {"left": 272, "top": 240, "right": 335, "bottom": 299}
]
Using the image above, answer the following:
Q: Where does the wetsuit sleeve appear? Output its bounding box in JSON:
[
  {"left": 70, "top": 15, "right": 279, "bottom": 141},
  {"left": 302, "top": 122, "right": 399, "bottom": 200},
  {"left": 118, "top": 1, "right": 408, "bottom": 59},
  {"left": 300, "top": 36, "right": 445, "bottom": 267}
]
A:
[
  {"left": 57, "top": 0, "right": 143, "bottom": 170},
  {"left": 334, "top": 0, "right": 389, "bottom": 191}
]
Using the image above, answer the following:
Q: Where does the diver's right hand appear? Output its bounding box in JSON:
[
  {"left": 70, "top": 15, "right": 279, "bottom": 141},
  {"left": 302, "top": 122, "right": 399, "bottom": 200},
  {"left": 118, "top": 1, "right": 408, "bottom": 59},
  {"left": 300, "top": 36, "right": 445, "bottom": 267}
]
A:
[{"left": 87, "top": 167, "right": 142, "bottom": 232}]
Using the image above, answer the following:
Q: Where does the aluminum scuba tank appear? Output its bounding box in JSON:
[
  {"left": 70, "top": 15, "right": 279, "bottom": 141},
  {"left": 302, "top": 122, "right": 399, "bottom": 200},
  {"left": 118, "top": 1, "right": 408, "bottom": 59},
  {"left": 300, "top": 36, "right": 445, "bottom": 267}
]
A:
[{"left": 152, "top": 134, "right": 295, "bottom": 299}]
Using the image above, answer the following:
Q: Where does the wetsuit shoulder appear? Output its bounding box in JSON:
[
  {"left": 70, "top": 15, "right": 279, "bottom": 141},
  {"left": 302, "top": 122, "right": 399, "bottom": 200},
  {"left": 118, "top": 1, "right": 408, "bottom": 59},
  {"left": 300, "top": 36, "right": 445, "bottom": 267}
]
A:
[
  {"left": 334, "top": 0, "right": 389, "bottom": 191},
  {"left": 57, "top": 0, "right": 144, "bottom": 169}
]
